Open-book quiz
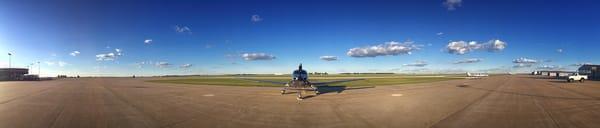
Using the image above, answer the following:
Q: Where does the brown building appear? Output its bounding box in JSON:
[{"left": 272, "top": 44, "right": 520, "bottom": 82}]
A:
[
  {"left": 578, "top": 64, "right": 600, "bottom": 80},
  {"left": 0, "top": 68, "right": 29, "bottom": 81}
]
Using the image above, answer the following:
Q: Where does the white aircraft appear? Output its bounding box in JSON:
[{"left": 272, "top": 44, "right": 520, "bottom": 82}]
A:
[{"left": 466, "top": 72, "right": 489, "bottom": 78}]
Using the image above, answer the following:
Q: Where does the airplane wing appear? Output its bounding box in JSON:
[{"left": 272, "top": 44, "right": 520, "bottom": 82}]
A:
[
  {"left": 312, "top": 79, "right": 364, "bottom": 85},
  {"left": 240, "top": 78, "right": 288, "bottom": 85}
]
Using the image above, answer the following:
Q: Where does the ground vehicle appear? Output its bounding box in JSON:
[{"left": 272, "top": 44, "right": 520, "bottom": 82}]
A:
[{"left": 567, "top": 73, "right": 588, "bottom": 82}]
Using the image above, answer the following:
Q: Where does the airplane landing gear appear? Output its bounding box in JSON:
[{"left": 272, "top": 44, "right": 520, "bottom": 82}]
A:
[{"left": 296, "top": 91, "right": 303, "bottom": 100}]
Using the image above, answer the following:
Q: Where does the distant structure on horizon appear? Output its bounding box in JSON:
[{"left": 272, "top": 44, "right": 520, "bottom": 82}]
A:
[
  {"left": 578, "top": 64, "right": 600, "bottom": 80},
  {"left": 0, "top": 68, "right": 29, "bottom": 81}
]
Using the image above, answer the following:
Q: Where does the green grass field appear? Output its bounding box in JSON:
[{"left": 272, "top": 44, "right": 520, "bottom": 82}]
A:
[{"left": 147, "top": 76, "right": 463, "bottom": 87}]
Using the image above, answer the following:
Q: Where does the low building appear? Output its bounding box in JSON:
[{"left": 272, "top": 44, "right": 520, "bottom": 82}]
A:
[
  {"left": 0, "top": 68, "right": 29, "bottom": 81},
  {"left": 536, "top": 70, "right": 576, "bottom": 79},
  {"left": 578, "top": 64, "right": 600, "bottom": 80}
]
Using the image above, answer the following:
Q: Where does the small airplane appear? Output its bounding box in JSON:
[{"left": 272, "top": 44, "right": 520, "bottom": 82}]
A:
[{"left": 243, "top": 64, "right": 364, "bottom": 100}]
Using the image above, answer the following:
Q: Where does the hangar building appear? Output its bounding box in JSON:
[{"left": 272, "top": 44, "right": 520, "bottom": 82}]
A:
[
  {"left": 0, "top": 68, "right": 29, "bottom": 81},
  {"left": 578, "top": 64, "right": 600, "bottom": 80}
]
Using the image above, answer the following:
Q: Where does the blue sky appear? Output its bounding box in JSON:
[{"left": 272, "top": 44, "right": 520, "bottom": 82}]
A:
[{"left": 1, "top": 0, "right": 599, "bottom": 76}]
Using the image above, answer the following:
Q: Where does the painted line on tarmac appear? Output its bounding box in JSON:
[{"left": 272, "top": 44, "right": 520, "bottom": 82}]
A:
[{"left": 391, "top": 94, "right": 403, "bottom": 97}]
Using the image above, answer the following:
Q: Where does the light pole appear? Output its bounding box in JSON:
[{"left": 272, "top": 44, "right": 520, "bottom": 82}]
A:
[
  {"left": 29, "top": 63, "right": 34, "bottom": 74},
  {"left": 7, "top": 53, "right": 11, "bottom": 69},
  {"left": 37, "top": 61, "right": 40, "bottom": 75}
]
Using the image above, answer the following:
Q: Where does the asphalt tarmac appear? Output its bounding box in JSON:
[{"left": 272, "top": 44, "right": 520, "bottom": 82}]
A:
[{"left": 0, "top": 75, "right": 599, "bottom": 128}]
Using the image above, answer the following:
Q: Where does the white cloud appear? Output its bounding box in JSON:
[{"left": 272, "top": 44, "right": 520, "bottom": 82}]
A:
[
  {"left": 570, "top": 62, "right": 592, "bottom": 67},
  {"left": 251, "top": 15, "right": 263, "bottom": 22},
  {"left": 69, "top": 51, "right": 80, "bottom": 56},
  {"left": 180, "top": 64, "right": 192, "bottom": 68},
  {"left": 175, "top": 25, "right": 192, "bottom": 33},
  {"left": 144, "top": 39, "right": 152, "bottom": 44},
  {"left": 96, "top": 48, "right": 123, "bottom": 61},
  {"left": 513, "top": 57, "right": 538, "bottom": 64},
  {"left": 44, "top": 61, "right": 55, "bottom": 66},
  {"left": 443, "top": 0, "right": 462, "bottom": 10},
  {"left": 347, "top": 41, "right": 421, "bottom": 58},
  {"left": 454, "top": 58, "right": 482, "bottom": 64},
  {"left": 557, "top": 49, "right": 563, "bottom": 53},
  {"left": 403, "top": 60, "right": 428, "bottom": 67},
  {"left": 446, "top": 39, "right": 506, "bottom": 55},
  {"left": 513, "top": 63, "right": 533, "bottom": 68},
  {"left": 537, "top": 65, "right": 565, "bottom": 70},
  {"left": 58, "top": 61, "right": 68, "bottom": 67},
  {"left": 242, "top": 53, "right": 276, "bottom": 61},
  {"left": 436, "top": 32, "right": 444, "bottom": 36},
  {"left": 44, "top": 61, "right": 67, "bottom": 67},
  {"left": 155, "top": 62, "right": 170, "bottom": 68},
  {"left": 96, "top": 53, "right": 116, "bottom": 61},
  {"left": 320, "top": 56, "right": 338, "bottom": 61}
]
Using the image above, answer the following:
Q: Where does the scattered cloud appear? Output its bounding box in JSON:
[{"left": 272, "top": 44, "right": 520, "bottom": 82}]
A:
[
  {"left": 446, "top": 39, "right": 506, "bottom": 55},
  {"left": 570, "top": 62, "right": 592, "bottom": 67},
  {"left": 403, "top": 60, "right": 428, "bottom": 67},
  {"left": 180, "top": 64, "right": 192, "bottom": 68},
  {"left": 513, "top": 57, "right": 538, "bottom": 64},
  {"left": 397, "top": 68, "right": 430, "bottom": 72},
  {"left": 453, "top": 58, "right": 482, "bottom": 64},
  {"left": 69, "top": 51, "right": 80, "bottom": 56},
  {"left": 58, "top": 61, "right": 68, "bottom": 67},
  {"left": 96, "top": 53, "right": 117, "bottom": 61},
  {"left": 44, "top": 61, "right": 68, "bottom": 67},
  {"left": 251, "top": 14, "right": 263, "bottom": 22},
  {"left": 436, "top": 32, "right": 444, "bottom": 36},
  {"left": 513, "top": 63, "right": 533, "bottom": 68},
  {"left": 443, "top": 0, "right": 462, "bottom": 10},
  {"left": 537, "top": 65, "right": 557, "bottom": 69},
  {"left": 174, "top": 25, "right": 192, "bottom": 33},
  {"left": 155, "top": 62, "right": 170, "bottom": 68},
  {"left": 242, "top": 53, "right": 276, "bottom": 61},
  {"left": 347, "top": 41, "right": 421, "bottom": 58},
  {"left": 96, "top": 48, "right": 123, "bottom": 61},
  {"left": 44, "top": 61, "right": 55, "bottom": 66},
  {"left": 144, "top": 39, "right": 152, "bottom": 44},
  {"left": 133, "top": 62, "right": 144, "bottom": 68},
  {"left": 320, "top": 56, "right": 338, "bottom": 61},
  {"left": 556, "top": 49, "right": 563, "bottom": 53}
]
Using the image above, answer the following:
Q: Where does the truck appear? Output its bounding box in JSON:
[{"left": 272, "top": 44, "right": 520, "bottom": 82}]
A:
[{"left": 567, "top": 73, "right": 587, "bottom": 82}]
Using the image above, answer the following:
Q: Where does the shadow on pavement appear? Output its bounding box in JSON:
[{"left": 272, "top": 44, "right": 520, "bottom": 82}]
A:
[
  {"left": 316, "top": 85, "right": 375, "bottom": 95},
  {"left": 283, "top": 85, "right": 375, "bottom": 100}
]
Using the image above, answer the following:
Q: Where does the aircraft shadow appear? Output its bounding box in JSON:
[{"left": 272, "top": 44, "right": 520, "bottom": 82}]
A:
[
  {"left": 316, "top": 85, "right": 374, "bottom": 95},
  {"left": 282, "top": 85, "right": 374, "bottom": 100}
]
